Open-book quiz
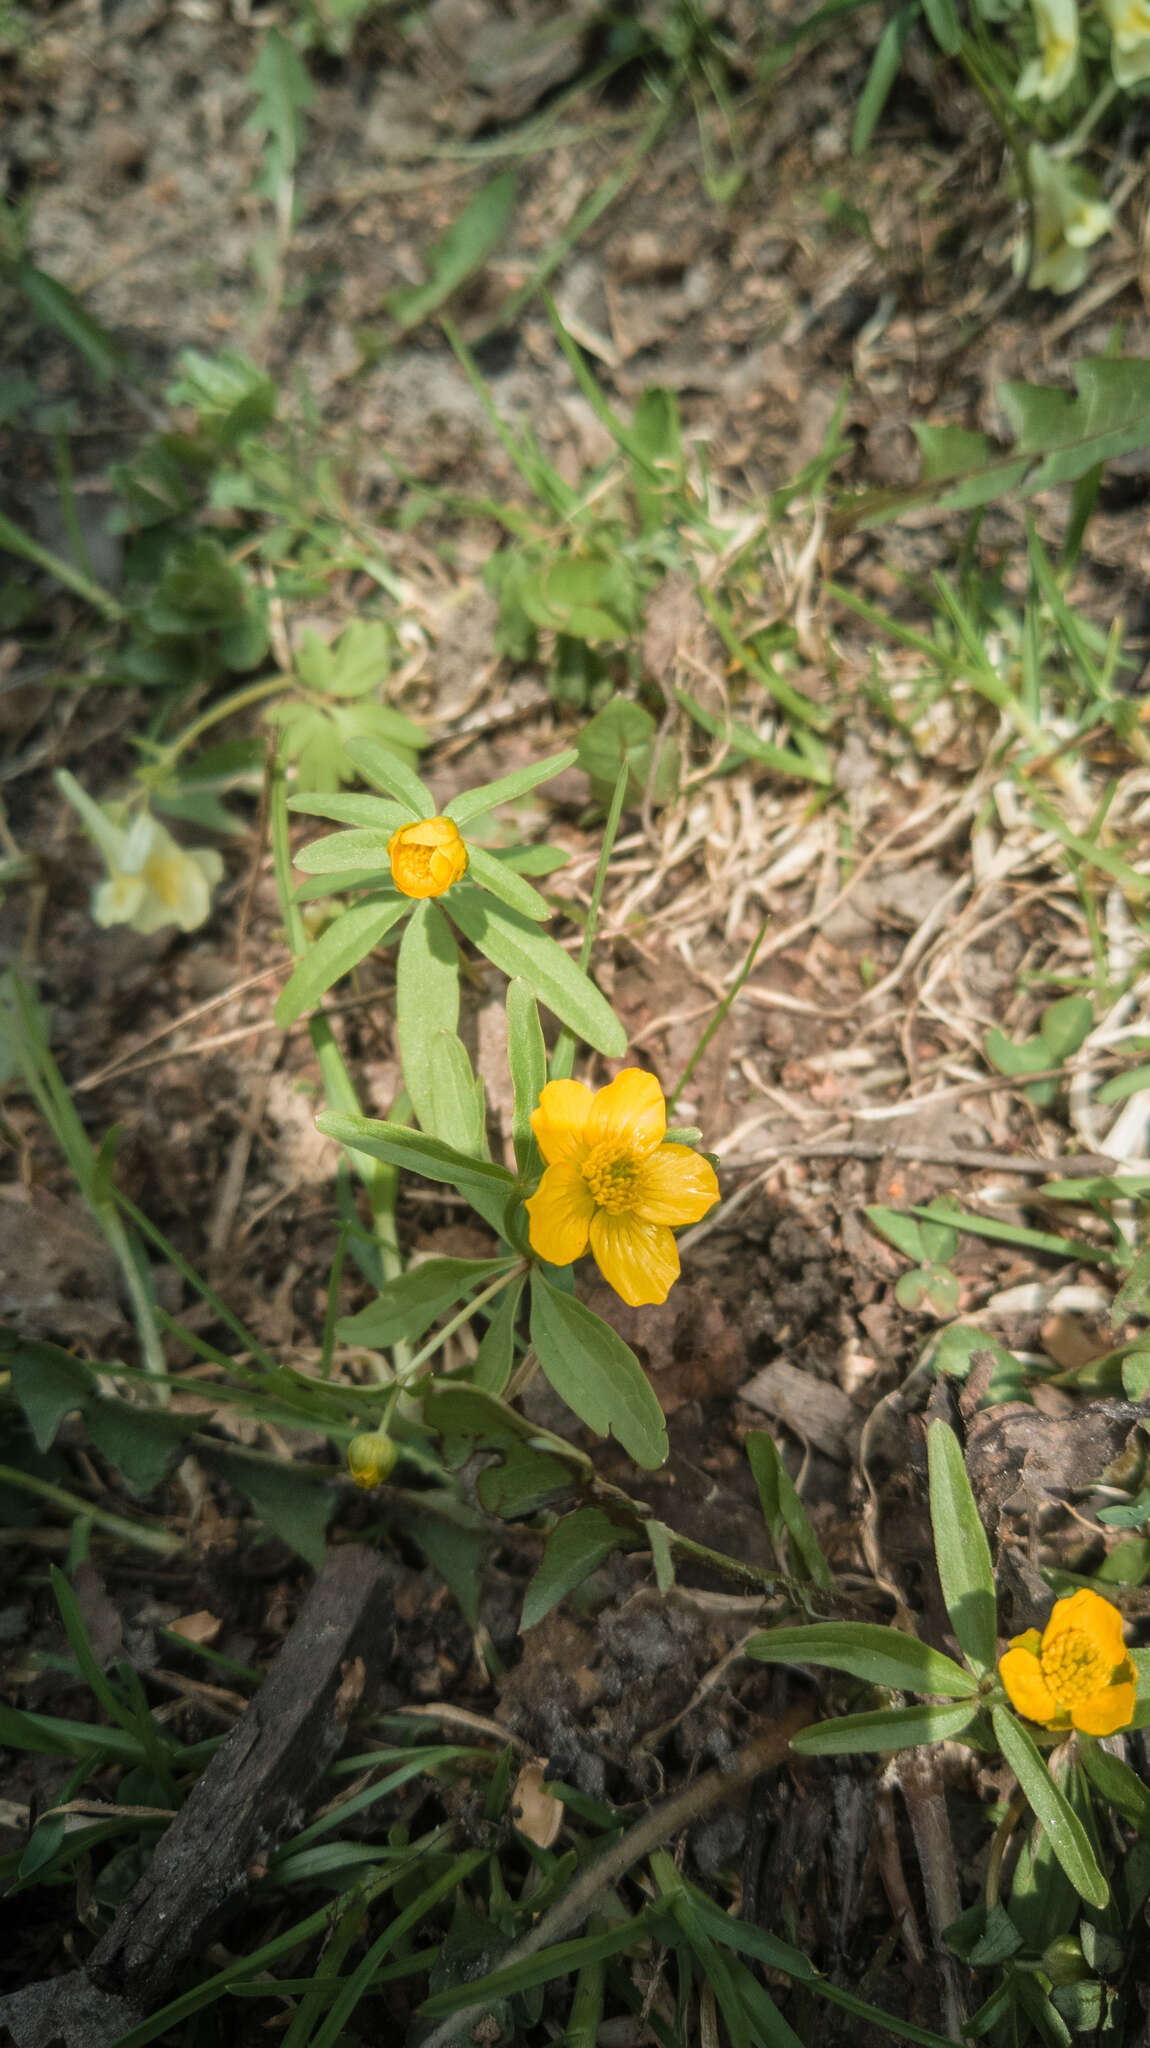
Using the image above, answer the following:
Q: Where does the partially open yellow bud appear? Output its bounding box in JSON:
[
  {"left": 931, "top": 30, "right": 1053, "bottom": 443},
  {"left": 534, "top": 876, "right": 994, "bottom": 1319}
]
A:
[
  {"left": 347, "top": 1431, "right": 398, "bottom": 1490},
  {"left": 387, "top": 816, "right": 468, "bottom": 899}
]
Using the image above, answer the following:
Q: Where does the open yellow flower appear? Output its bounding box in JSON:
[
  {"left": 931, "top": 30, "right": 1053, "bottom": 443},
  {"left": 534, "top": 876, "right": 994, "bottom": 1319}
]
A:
[
  {"left": 387, "top": 815, "right": 468, "bottom": 899},
  {"left": 999, "top": 1589, "right": 1137, "bottom": 1736},
  {"left": 525, "top": 1070, "right": 719, "bottom": 1307}
]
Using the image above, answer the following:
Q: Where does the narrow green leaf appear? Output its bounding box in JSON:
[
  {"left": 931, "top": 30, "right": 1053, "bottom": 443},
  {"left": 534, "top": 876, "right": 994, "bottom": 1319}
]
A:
[
  {"left": 427, "top": 1031, "right": 488, "bottom": 1163},
  {"left": 317, "top": 1111, "right": 517, "bottom": 1208},
  {"left": 466, "top": 842, "right": 551, "bottom": 921},
  {"left": 274, "top": 897, "right": 408, "bottom": 1027},
  {"left": 472, "top": 1273, "right": 524, "bottom": 1395},
  {"left": 928, "top": 1421, "right": 997, "bottom": 1676},
  {"left": 396, "top": 900, "right": 460, "bottom": 1139},
  {"left": 529, "top": 1271, "right": 668, "bottom": 1470},
  {"left": 745, "top": 1621, "right": 978, "bottom": 1697},
  {"left": 17, "top": 261, "right": 127, "bottom": 386},
  {"left": 344, "top": 736, "right": 432, "bottom": 816},
  {"left": 337, "top": 1257, "right": 515, "bottom": 1350},
  {"left": 852, "top": 5, "right": 912, "bottom": 155},
  {"left": 521, "top": 1506, "right": 627, "bottom": 1629},
  {"left": 445, "top": 748, "right": 578, "bottom": 824},
  {"left": 992, "top": 1706, "right": 1109, "bottom": 1908},
  {"left": 447, "top": 887, "right": 625, "bottom": 1058},
  {"left": 745, "top": 1430, "right": 832, "bottom": 1589},
  {"left": 386, "top": 171, "right": 516, "bottom": 331},
  {"left": 293, "top": 829, "right": 396, "bottom": 874},
  {"left": 1079, "top": 1738, "right": 1150, "bottom": 1836},
  {"left": 506, "top": 978, "right": 546, "bottom": 1175},
  {"left": 791, "top": 1700, "right": 980, "bottom": 1756},
  {"left": 287, "top": 791, "right": 410, "bottom": 830}
]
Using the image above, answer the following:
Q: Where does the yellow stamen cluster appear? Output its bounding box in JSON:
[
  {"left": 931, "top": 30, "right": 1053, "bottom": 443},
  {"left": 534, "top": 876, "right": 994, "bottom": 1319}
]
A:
[{"left": 999, "top": 1588, "right": 1136, "bottom": 1736}]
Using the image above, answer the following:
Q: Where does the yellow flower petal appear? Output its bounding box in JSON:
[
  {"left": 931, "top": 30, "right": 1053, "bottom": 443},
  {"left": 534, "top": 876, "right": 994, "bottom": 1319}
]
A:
[
  {"left": 388, "top": 816, "right": 468, "bottom": 898},
  {"left": 1044, "top": 1588, "right": 1127, "bottom": 1667},
  {"left": 634, "top": 1143, "right": 720, "bottom": 1226},
  {"left": 589, "top": 1210, "right": 679, "bottom": 1306},
  {"left": 587, "top": 1069, "right": 666, "bottom": 1158},
  {"left": 526, "top": 1162, "right": 596, "bottom": 1266},
  {"left": 1072, "top": 1669, "right": 1137, "bottom": 1736},
  {"left": 999, "top": 1645, "right": 1060, "bottom": 1726},
  {"left": 531, "top": 1080, "right": 595, "bottom": 1165}
]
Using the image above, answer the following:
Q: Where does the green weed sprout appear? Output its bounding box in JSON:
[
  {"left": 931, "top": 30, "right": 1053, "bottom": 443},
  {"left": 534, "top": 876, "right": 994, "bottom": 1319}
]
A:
[{"left": 748, "top": 1420, "right": 1150, "bottom": 2041}]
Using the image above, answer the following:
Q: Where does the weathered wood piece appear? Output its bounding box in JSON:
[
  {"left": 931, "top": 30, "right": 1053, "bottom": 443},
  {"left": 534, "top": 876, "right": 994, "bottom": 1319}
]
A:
[{"left": 1, "top": 1542, "right": 394, "bottom": 2048}]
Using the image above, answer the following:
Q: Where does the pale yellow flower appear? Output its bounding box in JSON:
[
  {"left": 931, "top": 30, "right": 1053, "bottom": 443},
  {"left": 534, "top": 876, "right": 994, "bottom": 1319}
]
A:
[
  {"left": 1024, "top": 144, "right": 1112, "bottom": 294},
  {"left": 1017, "top": 0, "right": 1080, "bottom": 98},
  {"left": 525, "top": 1070, "right": 719, "bottom": 1307},
  {"left": 1099, "top": 0, "right": 1150, "bottom": 85},
  {"left": 999, "top": 1588, "right": 1137, "bottom": 1736},
  {"left": 57, "top": 772, "right": 222, "bottom": 936},
  {"left": 387, "top": 816, "right": 468, "bottom": 899}
]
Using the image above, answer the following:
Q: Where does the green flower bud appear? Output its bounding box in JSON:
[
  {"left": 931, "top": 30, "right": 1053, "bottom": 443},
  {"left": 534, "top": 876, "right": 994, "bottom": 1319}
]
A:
[
  {"left": 347, "top": 1431, "right": 398, "bottom": 1490},
  {"left": 1042, "top": 1935, "right": 1086, "bottom": 1986}
]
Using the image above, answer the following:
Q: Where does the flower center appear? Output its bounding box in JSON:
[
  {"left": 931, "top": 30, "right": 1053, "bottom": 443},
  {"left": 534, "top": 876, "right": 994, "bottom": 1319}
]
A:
[
  {"left": 582, "top": 1139, "right": 640, "bottom": 1214},
  {"left": 1041, "top": 1628, "right": 1112, "bottom": 1706}
]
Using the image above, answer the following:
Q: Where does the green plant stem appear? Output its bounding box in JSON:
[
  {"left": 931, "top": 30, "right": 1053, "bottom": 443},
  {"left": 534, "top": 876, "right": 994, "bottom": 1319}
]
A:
[
  {"left": 985, "top": 1786, "right": 1028, "bottom": 1909},
  {"left": 0, "top": 1465, "right": 180, "bottom": 1554},
  {"left": 391, "top": 1264, "right": 525, "bottom": 1390},
  {"left": 550, "top": 757, "right": 630, "bottom": 1083},
  {"left": 667, "top": 907, "right": 770, "bottom": 1117},
  {"left": 164, "top": 673, "right": 290, "bottom": 767},
  {"left": 0, "top": 508, "right": 125, "bottom": 621},
  {"left": 1052, "top": 78, "right": 1119, "bottom": 157}
]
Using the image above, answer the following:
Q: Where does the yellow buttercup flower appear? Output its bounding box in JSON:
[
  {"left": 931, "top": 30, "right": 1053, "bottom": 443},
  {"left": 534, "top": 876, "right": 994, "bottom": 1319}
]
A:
[
  {"left": 346, "top": 1431, "right": 398, "bottom": 1490},
  {"left": 999, "top": 1589, "right": 1137, "bottom": 1736},
  {"left": 525, "top": 1070, "right": 719, "bottom": 1307},
  {"left": 387, "top": 816, "right": 468, "bottom": 899}
]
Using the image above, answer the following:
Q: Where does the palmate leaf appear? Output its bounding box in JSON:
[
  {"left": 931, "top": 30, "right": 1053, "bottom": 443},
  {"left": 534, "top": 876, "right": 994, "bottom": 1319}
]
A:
[
  {"left": 446, "top": 886, "right": 625, "bottom": 1058},
  {"left": 837, "top": 357, "right": 1150, "bottom": 531}
]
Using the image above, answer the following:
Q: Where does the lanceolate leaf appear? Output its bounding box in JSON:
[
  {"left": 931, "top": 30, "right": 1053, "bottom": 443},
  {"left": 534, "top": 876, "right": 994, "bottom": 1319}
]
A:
[
  {"left": 336, "top": 1257, "right": 516, "bottom": 1350},
  {"left": 992, "top": 1706, "right": 1109, "bottom": 1908},
  {"left": 396, "top": 902, "right": 460, "bottom": 1137},
  {"left": 287, "top": 792, "right": 410, "bottom": 830},
  {"left": 447, "top": 887, "right": 625, "bottom": 1058},
  {"left": 529, "top": 1271, "right": 668, "bottom": 1470},
  {"left": 317, "top": 1111, "right": 518, "bottom": 1209},
  {"left": 344, "top": 736, "right": 433, "bottom": 816},
  {"left": 520, "top": 1506, "right": 628, "bottom": 1629},
  {"left": 445, "top": 748, "right": 578, "bottom": 824},
  {"left": 791, "top": 1700, "right": 981, "bottom": 1756},
  {"left": 506, "top": 978, "right": 547, "bottom": 1175},
  {"left": 294, "top": 828, "right": 396, "bottom": 874},
  {"left": 928, "top": 1421, "right": 997, "bottom": 1677},
  {"left": 274, "top": 897, "right": 407, "bottom": 1027},
  {"left": 466, "top": 843, "right": 552, "bottom": 922},
  {"left": 745, "top": 1622, "right": 978, "bottom": 1698}
]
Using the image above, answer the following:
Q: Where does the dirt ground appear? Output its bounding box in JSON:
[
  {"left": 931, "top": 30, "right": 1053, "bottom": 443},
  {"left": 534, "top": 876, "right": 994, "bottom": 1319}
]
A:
[{"left": 4, "top": 0, "right": 1150, "bottom": 2040}]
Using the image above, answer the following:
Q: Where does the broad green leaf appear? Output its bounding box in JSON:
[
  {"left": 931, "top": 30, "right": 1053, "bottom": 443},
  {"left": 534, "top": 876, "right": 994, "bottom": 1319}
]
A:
[
  {"left": 477, "top": 1438, "right": 570, "bottom": 1517},
  {"left": 865, "top": 1206, "right": 924, "bottom": 1262},
  {"left": 529, "top": 1271, "right": 668, "bottom": 1470},
  {"left": 447, "top": 886, "right": 625, "bottom": 1058},
  {"left": 471, "top": 1273, "right": 524, "bottom": 1395},
  {"left": 745, "top": 1621, "right": 977, "bottom": 1697},
  {"left": 336, "top": 1257, "right": 515, "bottom": 1350},
  {"left": 506, "top": 978, "right": 546, "bottom": 1175},
  {"left": 344, "top": 736, "right": 433, "bottom": 816},
  {"left": 293, "top": 828, "right": 396, "bottom": 874},
  {"left": 207, "top": 1448, "right": 333, "bottom": 1569},
  {"left": 913, "top": 424, "right": 989, "bottom": 481},
  {"left": 928, "top": 1420, "right": 997, "bottom": 1676},
  {"left": 317, "top": 1111, "right": 518, "bottom": 1209},
  {"left": 445, "top": 748, "right": 578, "bottom": 825},
  {"left": 1121, "top": 1349, "right": 1150, "bottom": 1400},
  {"left": 1040, "top": 995, "right": 1093, "bottom": 1060},
  {"left": 578, "top": 695, "right": 684, "bottom": 804},
  {"left": 386, "top": 171, "right": 516, "bottom": 331},
  {"left": 86, "top": 1399, "right": 190, "bottom": 1496},
  {"left": 396, "top": 901, "right": 460, "bottom": 1138},
  {"left": 917, "top": 1199, "right": 961, "bottom": 1265},
  {"left": 992, "top": 1706, "right": 1109, "bottom": 1908},
  {"left": 791, "top": 1700, "right": 980, "bottom": 1756},
  {"left": 645, "top": 1518, "right": 676, "bottom": 1594},
  {"left": 1098, "top": 1064, "right": 1150, "bottom": 1104},
  {"left": 466, "top": 843, "right": 551, "bottom": 922},
  {"left": 398, "top": 1510, "right": 487, "bottom": 1627},
  {"left": 274, "top": 897, "right": 408, "bottom": 1027},
  {"left": 745, "top": 1430, "right": 832, "bottom": 1589},
  {"left": 520, "top": 1506, "right": 627, "bottom": 1629},
  {"left": 287, "top": 791, "right": 410, "bottom": 830},
  {"left": 10, "top": 1345, "right": 94, "bottom": 1452}
]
